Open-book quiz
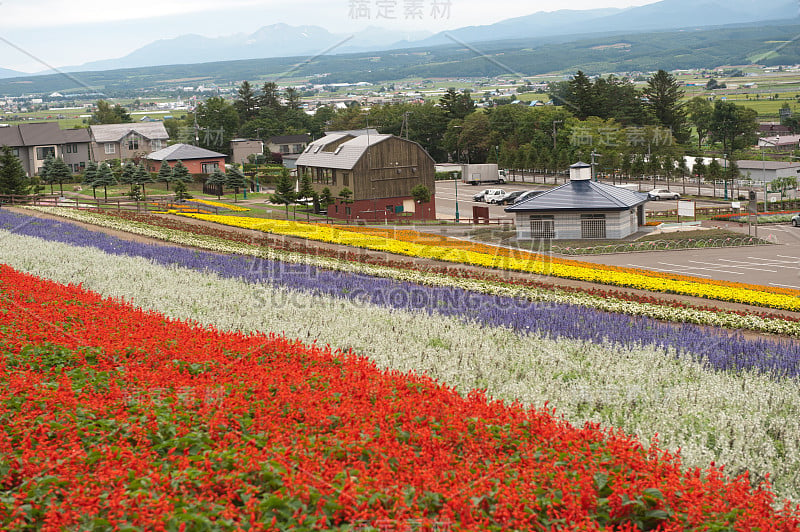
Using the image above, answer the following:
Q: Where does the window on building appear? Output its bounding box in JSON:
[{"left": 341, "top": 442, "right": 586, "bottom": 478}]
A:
[
  {"left": 128, "top": 135, "right": 140, "bottom": 150},
  {"left": 201, "top": 162, "right": 219, "bottom": 173},
  {"left": 342, "top": 172, "right": 349, "bottom": 186},
  {"left": 293, "top": 144, "right": 304, "bottom": 153},
  {"left": 580, "top": 213, "right": 606, "bottom": 239},
  {"left": 10, "top": 148, "right": 19, "bottom": 157},
  {"left": 105, "top": 143, "right": 116, "bottom": 155},
  {"left": 35, "top": 146, "right": 55, "bottom": 160},
  {"left": 151, "top": 140, "right": 162, "bottom": 151},
  {"left": 280, "top": 145, "right": 290, "bottom": 154},
  {"left": 529, "top": 215, "right": 555, "bottom": 239}
]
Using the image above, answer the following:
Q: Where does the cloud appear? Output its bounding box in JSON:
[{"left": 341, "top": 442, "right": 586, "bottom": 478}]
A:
[{"left": 0, "top": 0, "right": 269, "bottom": 28}]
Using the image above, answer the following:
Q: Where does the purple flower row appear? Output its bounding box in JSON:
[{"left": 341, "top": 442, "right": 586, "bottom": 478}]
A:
[{"left": 2, "top": 210, "right": 799, "bottom": 379}]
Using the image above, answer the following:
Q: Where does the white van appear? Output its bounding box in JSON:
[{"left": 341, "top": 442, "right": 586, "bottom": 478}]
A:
[{"left": 484, "top": 189, "right": 508, "bottom": 204}]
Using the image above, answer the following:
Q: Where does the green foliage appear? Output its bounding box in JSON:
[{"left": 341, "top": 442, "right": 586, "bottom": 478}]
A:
[
  {"left": 225, "top": 166, "right": 248, "bottom": 203},
  {"left": 319, "top": 187, "right": 334, "bottom": 208},
  {"left": 192, "top": 96, "right": 239, "bottom": 156},
  {"left": 0, "top": 145, "right": 30, "bottom": 196},
  {"left": 171, "top": 160, "right": 192, "bottom": 184},
  {"left": 120, "top": 161, "right": 137, "bottom": 189},
  {"left": 173, "top": 180, "right": 192, "bottom": 201},
  {"left": 338, "top": 187, "right": 353, "bottom": 202},
  {"left": 270, "top": 168, "right": 296, "bottom": 214},
  {"left": 157, "top": 161, "right": 174, "bottom": 189},
  {"left": 49, "top": 157, "right": 72, "bottom": 195},
  {"left": 125, "top": 184, "right": 144, "bottom": 202},
  {"left": 206, "top": 168, "right": 227, "bottom": 200},
  {"left": 81, "top": 161, "right": 99, "bottom": 198},
  {"left": 94, "top": 162, "right": 117, "bottom": 200},
  {"left": 439, "top": 88, "right": 475, "bottom": 120},
  {"left": 644, "top": 70, "right": 689, "bottom": 144},
  {"left": 89, "top": 100, "right": 132, "bottom": 124},
  {"left": 411, "top": 184, "right": 431, "bottom": 204},
  {"left": 40, "top": 154, "right": 55, "bottom": 193},
  {"left": 709, "top": 101, "right": 759, "bottom": 155}
]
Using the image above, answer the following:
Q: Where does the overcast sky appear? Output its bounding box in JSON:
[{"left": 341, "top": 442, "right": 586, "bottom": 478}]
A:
[{"left": 0, "top": 0, "right": 657, "bottom": 73}]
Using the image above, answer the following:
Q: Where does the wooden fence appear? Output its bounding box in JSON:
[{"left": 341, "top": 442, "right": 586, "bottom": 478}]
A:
[{"left": 0, "top": 194, "right": 218, "bottom": 215}]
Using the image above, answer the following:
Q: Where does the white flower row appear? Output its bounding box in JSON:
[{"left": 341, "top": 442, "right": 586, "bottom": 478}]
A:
[
  {"left": 2, "top": 228, "right": 800, "bottom": 502},
  {"left": 24, "top": 207, "right": 800, "bottom": 337}
]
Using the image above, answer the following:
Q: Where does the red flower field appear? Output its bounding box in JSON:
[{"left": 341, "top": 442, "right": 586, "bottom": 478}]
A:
[{"left": 0, "top": 264, "right": 797, "bottom": 530}]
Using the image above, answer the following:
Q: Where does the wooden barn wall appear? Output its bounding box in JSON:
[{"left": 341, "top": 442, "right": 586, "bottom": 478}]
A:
[{"left": 352, "top": 138, "right": 434, "bottom": 201}]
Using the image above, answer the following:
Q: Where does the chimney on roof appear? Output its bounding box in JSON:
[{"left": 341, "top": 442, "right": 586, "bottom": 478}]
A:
[{"left": 569, "top": 161, "right": 592, "bottom": 181}]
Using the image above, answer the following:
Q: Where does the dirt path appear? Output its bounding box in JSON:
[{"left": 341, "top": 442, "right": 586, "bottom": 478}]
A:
[{"left": 7, "top": 206, "right": 800, "bottom": 329}]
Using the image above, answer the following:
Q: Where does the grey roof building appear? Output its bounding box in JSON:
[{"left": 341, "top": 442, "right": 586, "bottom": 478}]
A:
[
  {"left": 146, "top": 143, "right": 226, "bottom": 161},
  {"left": 0, "top": 122, "right": 91, "bottom": 176},
  {"left": 90, "top": 122, "right": 169, "bottom": 163},
  {"left": 506, "top": 162, "right": 649, "bottom": 240},
  {"left": 265, "top": 133, "right": 310, "bottom": 155},
  {"left": 735, "top": 160, "right": 800, "bottom": 183}
]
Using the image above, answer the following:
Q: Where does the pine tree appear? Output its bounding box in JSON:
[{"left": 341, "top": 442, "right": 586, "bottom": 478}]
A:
[
  {"left": 173, "top": 180, "right": 192, "bottom": 201},
  {"left": 82, "top": 161, "right": 99, "bottom": 199},
  {"left": 206, "top": 168, "right": 227, "bottom": 200},
  {"left": 225, "top": 166, "right": 248, "bottom": 203},
  {"left": 157, "top": 162, "right": 174, "bottom": 190},
  {"left": 49, "top": 157, "right": 72, "bottom": 195},
  {"left": 120, "top": 161, "right": 137, "bottom": 194},
  {"left": 94, "top": 162, "right": 117, "bottom": 201},
  {"left": 135, "top": 163, "right": 155, "bottom": 200},
  {"left": 270, "top": 168, "right": 295, "bottom": 217},
  {"left": 0, "top": 145, "right": 30, "bottom": 196},
  {"left": 297, "top": 172, "right": 316, "bottom": 220},
  {"left": 171, "top": 160, "right": 192, "bottom": 185},
  {"left": 40, "top": 154, "right": 56, "bottom": 194}
]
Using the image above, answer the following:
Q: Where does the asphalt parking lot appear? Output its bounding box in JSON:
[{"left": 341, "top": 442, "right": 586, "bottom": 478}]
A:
[{"left": 576, "top": 224, "right": 800, "bottom": 289}]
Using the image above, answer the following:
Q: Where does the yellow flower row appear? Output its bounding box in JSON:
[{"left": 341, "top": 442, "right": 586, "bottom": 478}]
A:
[
  {"left": 191, "top": 199, "right": 250, "bottom": 212},
  {"left": 179, "top": 214, "right": 800, "bottom": 311}
]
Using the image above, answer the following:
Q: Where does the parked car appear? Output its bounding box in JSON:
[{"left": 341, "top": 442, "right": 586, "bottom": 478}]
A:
[
  {"left": 473, "top": 189, "right": 491, "bottom": 202},
  {"left": 792, "top": 214, "right": 800, "bottom": 227},
  {"left": 648, "top": 188, "right": 680, "bottom": 200},
  {"left": 496, "top": 190, "right": 525, "bottom": 205},
  {"left": 514, "top": 190, "right": 544, "bottom": 204},
  {"left": 484, "top": 189, "right": 508, "bottom": 204}
]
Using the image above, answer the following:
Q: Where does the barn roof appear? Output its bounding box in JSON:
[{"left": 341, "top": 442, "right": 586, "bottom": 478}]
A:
[{"left": 295, "top": 133, "right": 394, "bottom": 170}]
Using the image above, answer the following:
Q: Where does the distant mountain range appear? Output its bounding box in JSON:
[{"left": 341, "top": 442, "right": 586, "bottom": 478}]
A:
[
  {"left": 53, "top": 24, "right": 433, "bottom": 73},
  {"left": 417, "top": 0, "right": 798, "bottom": 46},
  {"left": 0, "top": 67, "right": 26, "bottom": 79},
  {"left": 15, "top": 0, "right": 800, "bottom": 75}
]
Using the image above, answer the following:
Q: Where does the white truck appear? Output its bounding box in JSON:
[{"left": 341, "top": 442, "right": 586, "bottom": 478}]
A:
[{"left": 461, "top": 164, "right": 506, "bottom": 185}]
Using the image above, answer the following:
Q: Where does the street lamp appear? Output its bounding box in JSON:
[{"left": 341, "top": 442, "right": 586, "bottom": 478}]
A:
[
  {"left": 723, "top": 153, "right": 728, "bottom": 200},
  {"left": 453, "top": 125, "right": 462, "bottom": 223}
]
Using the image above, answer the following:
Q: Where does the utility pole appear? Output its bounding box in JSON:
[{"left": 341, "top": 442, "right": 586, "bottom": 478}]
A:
[
  {"left": 400, "top": 111, "right": 410, "bottom": 140},
  {"left": 590, "top": 151, "right": 601, "bottom": 182},
  {"left": 552, "top": 120, "right": 563, "bottom": 150}
]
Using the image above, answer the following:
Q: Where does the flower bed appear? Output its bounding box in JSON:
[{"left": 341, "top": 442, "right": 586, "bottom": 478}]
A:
[
  {"left": 178, "top": 213, "right": 800, "bottom": 311},
  {"left": 17, "top": 208, "right": 800, "bottom": 337},
  {"left": 188, "top": 198, "right": 250, "bottom": 212},
  {"left": 1, "top": 264, "right": 799, "bottom": 528}
]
